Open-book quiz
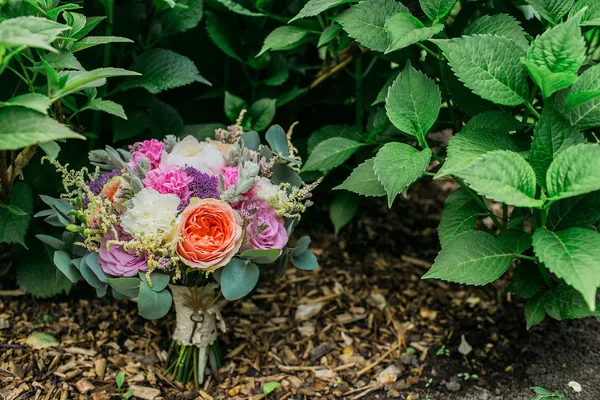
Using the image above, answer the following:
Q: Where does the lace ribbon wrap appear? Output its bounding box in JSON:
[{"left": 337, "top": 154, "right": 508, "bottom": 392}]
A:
[{"left": 170, "top": 284, "right": 226, "bottom": 383}]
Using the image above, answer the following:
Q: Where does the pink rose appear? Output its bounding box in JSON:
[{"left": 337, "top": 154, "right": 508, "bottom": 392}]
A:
[{"left": 242, "top": 199, "right": 288, "bottom": 252}]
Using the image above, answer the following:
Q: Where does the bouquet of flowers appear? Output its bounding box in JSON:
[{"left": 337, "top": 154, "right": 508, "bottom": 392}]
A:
[{"left": 37, "top": 115, "right": 319, "bottom": 385}]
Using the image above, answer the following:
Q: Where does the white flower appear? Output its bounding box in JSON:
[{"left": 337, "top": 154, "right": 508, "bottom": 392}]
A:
[
  {"left": 162, "top": 136, "right": 226, "bottom": 176},
  {"left": 254, "top": 177, "right": 288, "bottom": 208},
  {"left": 121, "top": 188, "right": 180, "bottom": 238}
]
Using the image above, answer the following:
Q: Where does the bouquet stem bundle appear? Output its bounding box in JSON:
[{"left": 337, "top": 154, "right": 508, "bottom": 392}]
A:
[{"left": 167, "top": 284, "right": 226, "bottom": 385}]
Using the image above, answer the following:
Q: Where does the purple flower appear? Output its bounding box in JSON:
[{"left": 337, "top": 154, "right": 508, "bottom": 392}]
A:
[
  {"left": 184, "top": 166, "right": 220, "bottom": 202},
  {"left": 89, "top": 170, "right": 121, "bottom": 195},
  {"left": 98, "top": 226, "right": 148, "bottom": 277},
  {"left": 240, "top": 199, "right": 288, "bottom": 252}
]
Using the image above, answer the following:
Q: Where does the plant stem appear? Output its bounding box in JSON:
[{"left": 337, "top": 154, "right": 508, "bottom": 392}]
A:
[
  {"left": 537, "top": 262, "right": 553, "bottom": 288},
  {"left": 417, "top": 43, "right": 441, "bottom": 60},
  {"left": 355, "top": 57, "right": 364, "bottom": 126},
  {"left": 524, "top": 101, "right": 541, "bottom": 120}
]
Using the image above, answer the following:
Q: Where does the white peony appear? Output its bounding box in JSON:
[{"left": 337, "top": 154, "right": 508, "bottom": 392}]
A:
[
  {"left": 254, "top": 177, "right": 287, "bottom": 208},
  {"left": 121, "top": 188, "right": 180, "bottom": 238},
  {"left": 162, "top": 136, "right": 226, "bottom": 175}
]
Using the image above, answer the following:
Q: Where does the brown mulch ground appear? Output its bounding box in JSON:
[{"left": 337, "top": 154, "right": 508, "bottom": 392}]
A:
[{"left": 1, "top": 182, "right": 599, "bottom": 400}]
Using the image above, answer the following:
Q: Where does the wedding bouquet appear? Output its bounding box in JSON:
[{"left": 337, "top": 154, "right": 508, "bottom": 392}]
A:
[{"left": 37, "top": 115, "right": 319, "bottom": 385}]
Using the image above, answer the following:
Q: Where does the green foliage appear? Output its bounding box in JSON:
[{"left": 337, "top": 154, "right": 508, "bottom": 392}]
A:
[
  {"left": 384, "top": 13, "right": 443, "bottom": 54},
  {"left": 220, "top": 258, "right": 260, "bottom": 300},
  {"left": 329, "top": 191, "right": 358, "bottom": 235},
  {"left": 437, "top": 188, "right": 481, "bottom": 247},
  {"left": 463, "top": 14, "right": 528, "bottom": 50}
]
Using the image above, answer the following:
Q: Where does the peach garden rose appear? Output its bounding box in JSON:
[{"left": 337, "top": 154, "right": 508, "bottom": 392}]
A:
[{"left": 177, "top": 198, "right": 243, "bottom": 270}]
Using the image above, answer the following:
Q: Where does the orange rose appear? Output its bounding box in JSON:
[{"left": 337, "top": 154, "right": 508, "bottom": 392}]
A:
[{"left": 177, "top": 198, "right": 243, "bottom": 270}]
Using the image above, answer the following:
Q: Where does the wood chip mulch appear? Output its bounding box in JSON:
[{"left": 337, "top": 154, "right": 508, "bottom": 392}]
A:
[{"left": 1, "top": 184, "right": 599, "bottom": 400}]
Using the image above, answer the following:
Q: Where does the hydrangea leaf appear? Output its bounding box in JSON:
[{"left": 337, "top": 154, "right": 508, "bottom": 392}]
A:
[
  {"left": 161, "top": 0, "right": 204, "bottom": 34},
  {"left": 524, "top": 10, "right": 585, "bottom": 98},
  {"left": 556, "top": 64, "right": 600, "bottom": 129},
  {"left": 385, "top": 64, "right": 441, "bottom": 144},
  {"left": 422, "top": 231, "right": 515, "bottom": 285},
  {"left": 384, "top": 13, "right": 443, "bottom": 54},
  {"left": 205, "top": 10, "right": 243, "bottom": 62},
  {"left": 335, "top": 0, "right": 408, "bottom": 52},
  {"left": 334, "top": 158, "right": 386, "bottom": 197},
  {"left": 0, "top": 183, "right": 32, "bottom": 248},
  {"left": 547, "top": 191, "right": 600, "bottom": 230},
  {"left": 85, "top": 99, "right": 127, "bottom": 119},
  {"left": 257, "top": 26, "right": 312, "bottom": 57},
  {"left": 0, "top": 108, "right": 85, "bottom": 150},
  {"left": 419, "top": 0, "right": 457, "bottom": 22},
  {"left": 524, "top": 0, "right": 574, "bottom": 25},
  {"left": 532, "top": 227, "right": 600, "bottom": 311},
  {"left": 438, "top": 188, "right": 482, "bottom": 247},
  {"left": 432, "top": 35, "right": 529, "bottom": 106},
  {"left": 330, "top": 192, "right": 359, "bottom": 235},
  {"left": 248, "top": 98, "right": 276, "bottom": 131},
  {"left": 374, "top": 143, "right": 431, "bottom": 207},
  {"left": 546, "top": 144, "right": 600, "bottom": 200},
  {"left": 17, "top": 243, "right": 73, "bottom": 297},
  {"left": 507, "top": 261, "right": 544, "bottom": 299},
  {"left": 463, "top": 14, "right": 528, "bottom": 51},
  {"left": 454, "top": 150, "right": 543, "bottom": 208},
  {"left": 301, "top": 137, "right": 364, "bottom": 172},
  {"left": 119, "top": 49, "right": 209, "bottom": 94},
  {"left": 529, "top": 104, "right": 584, "bottom": 189},
  {"left": 290, "top": 0, "right": 353, "bottom": 22},
  {"left": 0, "top": 93, "right": 52, "bottom": 115},
  {"left": 498, "top": 229, "right": 532, "bottom": 255},
  {"left": 435, "top": 112, "right": 522, "bottom": 178},
  {"left": 307, "top": 125, "right": 361, "bottom": 153},
  {"left": 71, "top": 36, "right": 133, "bottom": 52},
  {"left": 569, "top": 0, "right": 600, "bottom": 26},
  {"left": 216, "top": 0, "right": 264, "bottom": 17},
  {"left": 317, "top": 23, "right": 342, "bottom": 47},
  {"left": 0, "top": 16, "right": 70, "bottom": 52}
]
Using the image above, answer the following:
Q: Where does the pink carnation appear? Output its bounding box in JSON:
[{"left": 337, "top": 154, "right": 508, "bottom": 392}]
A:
[
  {"left": 143, "top": 164, "right": 192, "bottom": 202},
  {"left": 129, "top": 139, "right": 163, "bottom": 170},
  {"left": 220, "top": 166, "right": 239, "bottom": 189},
  {"left": 241, "top": 199, "right": 288, "bottom": 252}
]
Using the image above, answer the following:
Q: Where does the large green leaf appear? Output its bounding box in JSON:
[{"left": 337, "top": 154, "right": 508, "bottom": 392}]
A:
[
  {"left": 119, "top": 49, "right": 210, "bottom": 94},
  {"left": 454, "top": 150, "right": 543, "bottom": 208},
  {"left": 70, "top": 36, "right": 133, "bottom": 52},
  {"left": 507, "top": 261, "right": 544, "bottom": 298},
  {"left": 333, "top": 158, "right": 386, "bottom": 197},
  {"left": 290, "top": 0, "right": 352, "bottom": 22},
  {"left": 384, "top": 13, "right": 443, "bottom": 53},
  {"left": 438, "top": 188, "right": 481, "bottom": 247},
  {"left": 533, "top": 227, "right": 600, "bottom": 311},
  {"left": 422, "top": 231, "right": 515, "bottom": 285},
  {"left": 435, "top": 112, "right": 521, "bottom": 178},
  {"left": 529, "top": 104, "right": 584, "bottom": 189},
  {"left": 523, "top": 11, "right": 585, "bottom": 98},
  {"left": 463, "top": 14, "right": 528, "bottom": 51},
  {"left": 0, "top": 16, "right": 70, "bottom": 52},
  {"left": 0, "top": 183, "right": 32, "bottom": 247},
  {"left": 336, "top": 0, "right": 408, "bottom": 52},
  {"left": 53, "top": 68, "right": 141, "bottom": 99},
  {"left": 546, "top": 144, "right": 600, "bottom": 200},
  {"left": 547, "top": 191, "right": 600, "bottom": 230},
  {"left": 373, "top": 143, "right": 431, "bottom": 207},
  {"left": 569, "top": 0, "right": 600, "bottom": 26},
  {"left": 498, "top": 229, "right": 532, "bottom": 254},
  {"left": 16, "top": 243, "right": 72, "bottom": 297},
  {"left": 257, "top": 26, "right": 312, "bottom": 56},
  {"left": 0, "top": 93, "right": 52, "bottom": 115},
  {"left": 138, "top": 282, "right": 172, "bottom": 319},
  {"left": 432, "top": 35, "right": 529, "bottom": 106},
  {"left": 330, "top": 192, "right": 359, "bottom": 235},
  {"left": 0, "top": 108, "right": 84, "bottom": 150},
  {"left": 557, "top": 64, "right": 600, "bottom": 129},
  {"left": 161, "top": 0, "right": 204, "bottom": 34},
  {"left": 419, "top": 0, "right": 456, "bottom": 22},
  {"left": 216, "top": 0, "right": 263, "bottom": 17},
  {"left": 524, "top": 0, "right": 574, "bottom": 25},
  {"left": 385, "top": 64, "right": 441, "bottom": 143},
  {"left": 220, "top": 258, "right": 260, "bottom": 300},
  {"left": 307, "top": 124, "right": 361, "bottom": 153},
  {"left": 84, "top": 99, "right": 127, "bottom": 119},
  {"left": 301, "top": 137, "right": 364, "bottom": 172},
  {"left": 205, "top": 10, "right": 243, "bottom": 61},
  {"left": 248, "top": 98, "right": 276, "bottom": 131}
]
